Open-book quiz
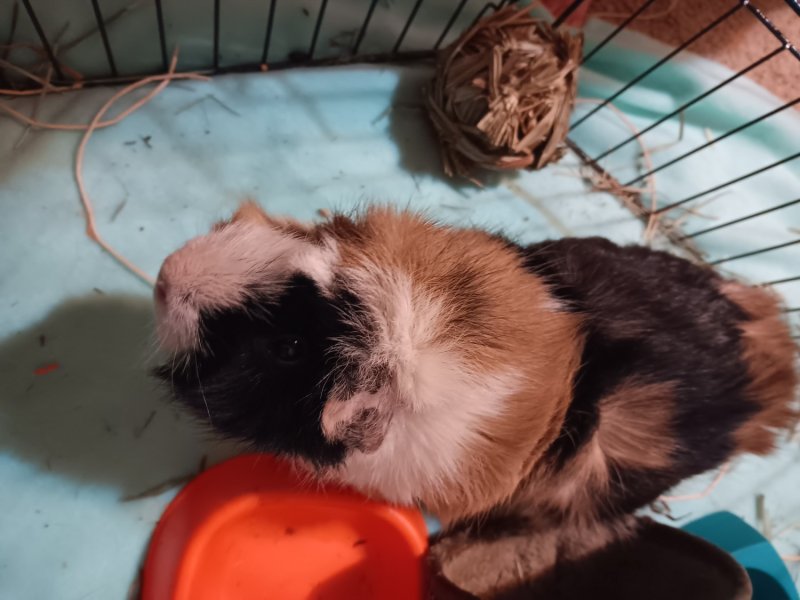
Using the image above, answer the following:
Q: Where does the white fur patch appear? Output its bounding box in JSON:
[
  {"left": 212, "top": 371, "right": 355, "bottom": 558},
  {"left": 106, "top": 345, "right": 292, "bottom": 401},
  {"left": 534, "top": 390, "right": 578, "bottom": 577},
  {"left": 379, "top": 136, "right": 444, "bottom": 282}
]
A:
[
  {"left": 340, "top": 265, "right": 453, "bottom": 410},
  {"left": 155, "top": 221, "right": 337, "bottom": 352},
  {"left": 334, "top": 365, "right": 520, "bottom": 506},
  {"left": 327, "top": 263, "right": 521, "bottom": 505}
]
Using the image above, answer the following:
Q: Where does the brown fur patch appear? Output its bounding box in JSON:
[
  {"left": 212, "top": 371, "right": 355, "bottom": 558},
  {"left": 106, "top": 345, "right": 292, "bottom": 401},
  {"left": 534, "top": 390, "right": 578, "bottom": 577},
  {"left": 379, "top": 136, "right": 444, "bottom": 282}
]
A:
[
  {"left": 507, "top": 380, "right": 675, "bottom": 523},
  {"left": 322, "top": 207, "right": 584, "bottom": 523},
  {"left": 598, "top": 381, "right": 675, "bottom": 470},
  {"left": 535, "top": 437, "right": 612, "bottom": 520},
  {"left": 721, "top": 282, "right": 799, "bottom": 454}
]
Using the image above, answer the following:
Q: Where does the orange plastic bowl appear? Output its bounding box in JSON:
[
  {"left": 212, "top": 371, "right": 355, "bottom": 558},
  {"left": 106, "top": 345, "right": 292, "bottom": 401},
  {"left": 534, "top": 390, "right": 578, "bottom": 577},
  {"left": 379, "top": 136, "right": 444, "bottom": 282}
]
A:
[{"left": 142, "top": 454, "right": 429, "bottom": 600}]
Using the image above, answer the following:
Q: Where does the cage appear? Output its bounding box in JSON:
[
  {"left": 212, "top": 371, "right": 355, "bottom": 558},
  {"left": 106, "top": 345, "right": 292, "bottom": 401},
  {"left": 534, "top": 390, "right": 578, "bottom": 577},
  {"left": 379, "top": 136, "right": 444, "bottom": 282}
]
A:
[{"left": 0, "top": 0, "right": 798, "bottom": 598}]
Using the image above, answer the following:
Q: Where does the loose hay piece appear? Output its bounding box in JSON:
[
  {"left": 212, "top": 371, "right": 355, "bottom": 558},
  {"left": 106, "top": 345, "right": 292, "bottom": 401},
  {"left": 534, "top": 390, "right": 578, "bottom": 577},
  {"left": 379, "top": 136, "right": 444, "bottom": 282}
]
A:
[
  {"left": 1, "top": 49, "right": 207, "bottom": 286},
  {"left": 427, "top": 6, "right": 583, "bottom": 182}
]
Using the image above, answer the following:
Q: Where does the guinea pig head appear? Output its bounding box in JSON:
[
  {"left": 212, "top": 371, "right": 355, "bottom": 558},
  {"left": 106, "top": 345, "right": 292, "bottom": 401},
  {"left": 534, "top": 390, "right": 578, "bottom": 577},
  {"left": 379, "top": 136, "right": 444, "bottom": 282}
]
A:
[{"left": 154, "top": 203, "right": 582, "bottom": 522}]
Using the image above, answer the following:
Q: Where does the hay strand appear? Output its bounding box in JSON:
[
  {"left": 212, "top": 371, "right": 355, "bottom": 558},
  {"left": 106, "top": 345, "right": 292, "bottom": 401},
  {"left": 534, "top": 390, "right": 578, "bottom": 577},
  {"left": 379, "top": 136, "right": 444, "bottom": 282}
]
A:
[{"left": 1, "top": 48, "right": 208, "bottom": 285}]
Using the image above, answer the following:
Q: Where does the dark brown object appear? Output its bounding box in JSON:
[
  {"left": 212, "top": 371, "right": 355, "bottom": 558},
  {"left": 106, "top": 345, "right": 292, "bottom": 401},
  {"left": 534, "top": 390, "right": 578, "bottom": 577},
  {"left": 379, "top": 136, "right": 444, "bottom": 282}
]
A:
[
  {"left": 427, "top": 6, "right": 583, "bottom": 182},
  {"left": 427, "top": 518, "right": 752, "bottom": 600}
]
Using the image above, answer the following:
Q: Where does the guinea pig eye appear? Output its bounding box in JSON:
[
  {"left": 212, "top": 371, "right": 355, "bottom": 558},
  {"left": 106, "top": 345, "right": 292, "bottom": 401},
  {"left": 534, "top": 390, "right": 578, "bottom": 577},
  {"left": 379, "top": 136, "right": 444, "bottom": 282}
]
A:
[{"left": 271, "top": 335, "right": 307, "bottom": 365}]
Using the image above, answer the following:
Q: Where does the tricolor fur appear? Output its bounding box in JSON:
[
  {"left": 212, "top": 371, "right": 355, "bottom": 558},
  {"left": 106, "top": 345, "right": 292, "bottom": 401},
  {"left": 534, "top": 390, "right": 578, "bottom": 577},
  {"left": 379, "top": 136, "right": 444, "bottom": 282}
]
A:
[{"left": 155, "top": 203, "right": 798, "bottom": 534}]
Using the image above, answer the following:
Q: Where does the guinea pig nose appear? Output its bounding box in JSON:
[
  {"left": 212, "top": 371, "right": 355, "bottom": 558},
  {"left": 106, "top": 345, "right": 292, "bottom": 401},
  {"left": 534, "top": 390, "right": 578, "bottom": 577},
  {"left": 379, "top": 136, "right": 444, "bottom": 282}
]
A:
[{"left": 154, "top": 277, "right": 169, "bottom": 306}]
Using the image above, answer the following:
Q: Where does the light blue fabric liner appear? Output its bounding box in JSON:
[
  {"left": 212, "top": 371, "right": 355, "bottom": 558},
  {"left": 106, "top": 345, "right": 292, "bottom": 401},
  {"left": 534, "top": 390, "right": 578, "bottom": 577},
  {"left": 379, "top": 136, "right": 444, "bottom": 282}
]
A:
[{"left": 1, "top": 16, "right": 798, "bottom": 600}]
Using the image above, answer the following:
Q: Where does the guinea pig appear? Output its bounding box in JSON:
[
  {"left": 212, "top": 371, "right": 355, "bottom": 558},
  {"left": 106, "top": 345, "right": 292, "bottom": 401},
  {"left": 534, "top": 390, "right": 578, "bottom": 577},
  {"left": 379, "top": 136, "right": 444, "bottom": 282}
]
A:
[{"left": 153, "top": 202, "right": 797, "bottom": 540}]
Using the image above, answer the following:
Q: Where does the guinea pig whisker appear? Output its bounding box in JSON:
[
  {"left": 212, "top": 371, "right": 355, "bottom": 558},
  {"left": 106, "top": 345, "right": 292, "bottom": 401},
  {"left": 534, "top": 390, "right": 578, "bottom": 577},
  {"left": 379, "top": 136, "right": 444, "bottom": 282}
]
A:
[
  {"left": 175, "top": 351, "right": 193, "bottom": 374},
  {"left": 318, "top": 365, "right": 341, "bottom": 393},
  {"left": 170, "top": 352, "right": 178, "bottom": 399},
  {"left": 294, "top": 389, "right": 318, "bottom": 409},
  {"left": 194, "top": 360, "right": 214, "bottom": 426}
]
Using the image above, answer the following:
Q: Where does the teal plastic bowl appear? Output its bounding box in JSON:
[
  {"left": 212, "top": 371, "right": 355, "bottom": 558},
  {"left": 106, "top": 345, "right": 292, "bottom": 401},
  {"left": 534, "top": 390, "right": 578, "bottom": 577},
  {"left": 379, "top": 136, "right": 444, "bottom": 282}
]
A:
[{"left": 683, "top": 511, "right": 798, "bottom": 600}]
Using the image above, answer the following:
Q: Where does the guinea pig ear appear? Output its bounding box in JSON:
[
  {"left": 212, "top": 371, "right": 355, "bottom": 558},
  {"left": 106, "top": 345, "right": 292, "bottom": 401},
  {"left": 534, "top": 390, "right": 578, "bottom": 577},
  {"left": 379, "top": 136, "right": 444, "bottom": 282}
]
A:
[
  {"left": 321, "top": 391, "right": 393, "bottom": 454},
  {"left": 230, "top": 200, "right": 312, "bottom": 238},
  {"left": 230, "top": 200, "right": 271, "bottom": 225}
]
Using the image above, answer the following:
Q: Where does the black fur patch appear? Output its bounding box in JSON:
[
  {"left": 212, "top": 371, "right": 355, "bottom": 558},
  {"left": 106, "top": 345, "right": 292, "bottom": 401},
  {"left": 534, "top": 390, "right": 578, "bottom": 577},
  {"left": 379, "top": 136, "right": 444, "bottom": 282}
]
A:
[
  {"left": 518, "top": 238, "right": 759, "bottom": 513},
  {"left": 154, "top": 275, "right": 364, "bottom": 467}
]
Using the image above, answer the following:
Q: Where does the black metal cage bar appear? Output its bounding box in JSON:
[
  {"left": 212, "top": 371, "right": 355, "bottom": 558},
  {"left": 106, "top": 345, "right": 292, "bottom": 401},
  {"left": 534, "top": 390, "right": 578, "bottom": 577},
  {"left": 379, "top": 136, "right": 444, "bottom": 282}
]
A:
[
  {"left": 580, "top": 0, "right": 658, "bottom": 64},
  {"left": 89, "top": 0, "right": 118, "bottom": 77},
  {"left": 683, "top": 198, "right": 800, "bottom": 239},
  {"left": 435, "top": 0, "right": 471, "bottom": 50},
  {"left": 353, "top": 0, "right": 381, "bottom": 55},
  {"left": 766, "top": 275, "right": 800, "bottom": 286},
  {"left": 747, "top": 0, "right": 800, "bottom": 60},
  {"left": 594, "top": 45, "right": 785, "bottom": 162},
  {"left": 570, "top": 3, "right": 744, "bottom": 131},
  {"left": 18, "top": 0, "right": 64, "bottom": 80},
  {"left": 710, "top": 239, "right": 800, "bottom": 266},
  {"left": 470, "top": 1, "right": 513, "bottom": 28},
  {"left": 154, "top": 0, "right": 169, "bottom": 72},
  {"left": 655, "top": 151, "right": 800, "bottom": 215},
  {"left": 309, "top": 0, "right": 331, "bottom": 59},
  {"left": 393, "top": 0, "right": 426, "bottom": 54},
  {"left": 213, "top": 0, "right": 221, "bottom": 70},
  {"left": 261, "top": 0, "right": 278, "bottom": 63},
  {"left": 625, "top": 97, "right": 800, "bottom": 187},
  {"left": 553, "top": 0, "right": 587, "bottom": 28}
]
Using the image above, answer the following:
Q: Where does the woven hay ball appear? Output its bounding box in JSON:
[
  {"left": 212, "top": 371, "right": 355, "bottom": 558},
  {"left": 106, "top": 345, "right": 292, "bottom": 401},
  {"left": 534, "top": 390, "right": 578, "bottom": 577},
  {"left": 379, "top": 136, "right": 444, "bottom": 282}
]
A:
[{"left": 427, "top": 6, "right": 583, "bottom": 182}]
